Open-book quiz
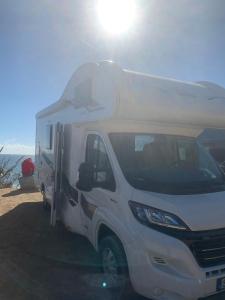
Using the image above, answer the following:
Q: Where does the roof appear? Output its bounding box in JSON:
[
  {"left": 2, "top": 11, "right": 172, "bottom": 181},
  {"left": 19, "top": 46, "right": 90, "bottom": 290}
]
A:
[{"left": 36, "top": 61, "right": 225, "bottom": 129}]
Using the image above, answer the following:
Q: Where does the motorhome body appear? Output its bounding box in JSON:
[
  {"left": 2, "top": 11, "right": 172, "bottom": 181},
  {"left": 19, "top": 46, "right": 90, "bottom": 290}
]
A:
[{"left": 36, "top": 61, "right": 225, "bottom": 300}]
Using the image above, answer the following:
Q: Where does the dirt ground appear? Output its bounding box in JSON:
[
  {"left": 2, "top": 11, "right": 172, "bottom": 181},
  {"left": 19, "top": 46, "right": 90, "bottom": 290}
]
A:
[
  {"left": 0, "top": 188, "right": 224, "bottom": 300},
  {"left": 0, "top": 188, "right": 145, "bottom": 300}
]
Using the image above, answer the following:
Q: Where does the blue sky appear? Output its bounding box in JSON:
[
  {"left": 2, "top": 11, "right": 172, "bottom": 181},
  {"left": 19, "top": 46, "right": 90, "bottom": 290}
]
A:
[{"left": 0, "top": 0, "right": 225, "bottom": 154}]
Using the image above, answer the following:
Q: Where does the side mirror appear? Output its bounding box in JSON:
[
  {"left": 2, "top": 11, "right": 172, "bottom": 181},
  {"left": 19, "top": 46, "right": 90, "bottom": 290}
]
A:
[{"left": 76, "top": 162, "right": 94, "bottom": 192}]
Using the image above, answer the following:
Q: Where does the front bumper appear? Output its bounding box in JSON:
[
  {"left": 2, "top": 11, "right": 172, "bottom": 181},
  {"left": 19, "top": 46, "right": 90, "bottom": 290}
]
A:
[{"left": 124, "top": 223, "right": 225, "bottom": 300}]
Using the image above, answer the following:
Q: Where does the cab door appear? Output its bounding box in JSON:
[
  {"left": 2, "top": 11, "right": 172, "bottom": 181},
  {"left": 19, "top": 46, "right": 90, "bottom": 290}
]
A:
[{"left": 80, "top": 133, "right": 116, "bottom": 241}]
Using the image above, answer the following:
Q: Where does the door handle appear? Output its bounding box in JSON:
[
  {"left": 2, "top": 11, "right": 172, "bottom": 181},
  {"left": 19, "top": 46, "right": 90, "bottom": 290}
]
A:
[{"left": 110, "top": 198, "right": 118, "bottom": 204}]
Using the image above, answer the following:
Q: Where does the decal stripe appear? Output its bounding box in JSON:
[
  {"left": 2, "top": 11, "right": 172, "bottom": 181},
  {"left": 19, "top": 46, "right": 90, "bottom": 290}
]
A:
[
  {"left": 81, "top": 194, "right": 97, "bottom": 220},
  {"left": 62, "top": 173, "right": 79, "bottom": 204}
]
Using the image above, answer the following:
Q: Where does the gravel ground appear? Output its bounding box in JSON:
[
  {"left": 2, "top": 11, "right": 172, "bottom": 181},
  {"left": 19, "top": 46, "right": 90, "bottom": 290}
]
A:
[{"left": 0, "top": 188, "right": 224, "bottom": 300}]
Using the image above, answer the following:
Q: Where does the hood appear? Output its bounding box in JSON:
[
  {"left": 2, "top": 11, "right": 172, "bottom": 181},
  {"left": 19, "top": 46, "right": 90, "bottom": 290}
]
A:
[{"left": 131, "top": 189, "right": 225, "bottom": 231}]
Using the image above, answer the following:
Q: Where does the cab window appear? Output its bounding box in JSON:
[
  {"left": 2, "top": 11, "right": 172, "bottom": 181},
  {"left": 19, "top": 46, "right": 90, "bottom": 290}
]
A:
[{"left": 85, "top": 134, "right": 116, "bottom": 191}]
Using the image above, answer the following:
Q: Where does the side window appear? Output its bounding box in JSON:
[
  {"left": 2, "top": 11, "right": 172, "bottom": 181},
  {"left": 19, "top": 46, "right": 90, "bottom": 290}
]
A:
[
  {"left": 135, "top": 135, "right": 154, "bottom": 152},
  {"left": 46, "top": 124, "right": 53, "bottom": 150},
  {"left": 86, "top": 134, "right": 116, "bottom": 191},
  {"left": 177, "top": 139, "right": 198, "bottom": 166}
]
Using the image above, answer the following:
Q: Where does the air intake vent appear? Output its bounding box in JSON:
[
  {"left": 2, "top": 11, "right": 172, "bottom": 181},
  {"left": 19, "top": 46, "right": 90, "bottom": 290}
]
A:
[{"left": 153, "top": 257, "right": 167, "bottom": 265}]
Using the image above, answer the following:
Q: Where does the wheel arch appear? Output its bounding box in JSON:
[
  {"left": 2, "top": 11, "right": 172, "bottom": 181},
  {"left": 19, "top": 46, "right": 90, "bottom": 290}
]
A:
[{"left": 96, "top": 223, "right": 126, "bottom": 253}]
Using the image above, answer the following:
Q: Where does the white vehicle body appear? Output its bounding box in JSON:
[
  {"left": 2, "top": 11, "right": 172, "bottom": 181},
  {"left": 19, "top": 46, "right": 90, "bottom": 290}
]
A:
[{"left": 36, "top": 61, "right": 225, "bottom": 300}]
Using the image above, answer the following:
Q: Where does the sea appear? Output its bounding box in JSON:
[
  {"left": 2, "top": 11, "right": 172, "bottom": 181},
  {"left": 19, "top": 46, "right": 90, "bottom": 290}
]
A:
[{"left": 0, "top": 154, "right": 35, "bottom": 188}]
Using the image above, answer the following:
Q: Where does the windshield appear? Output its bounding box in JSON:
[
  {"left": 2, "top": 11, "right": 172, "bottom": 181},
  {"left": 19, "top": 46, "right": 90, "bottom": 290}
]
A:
[{"left": 109, "top": 133, "right": 225, "bottom": 195}]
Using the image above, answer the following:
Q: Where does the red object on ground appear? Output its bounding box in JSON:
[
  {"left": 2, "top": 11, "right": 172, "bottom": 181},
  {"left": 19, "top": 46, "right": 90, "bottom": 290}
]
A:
[{"left": 22, "top": 158, "right": 35, "bottom": 177}]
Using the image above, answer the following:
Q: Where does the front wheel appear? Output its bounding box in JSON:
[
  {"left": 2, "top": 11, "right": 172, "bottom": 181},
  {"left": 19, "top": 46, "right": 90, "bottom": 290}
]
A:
[{"left": 99, "top": 235, "right": 132, "bottom": 296}]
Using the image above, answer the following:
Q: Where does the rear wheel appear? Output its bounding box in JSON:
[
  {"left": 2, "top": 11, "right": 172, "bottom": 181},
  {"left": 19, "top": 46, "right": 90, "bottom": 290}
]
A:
[
  {"left": 42, "top": 189, "right": 50, "bottom": 211},
  {"left": 99, "top": 235, "right": 132, "bottom": 297}
]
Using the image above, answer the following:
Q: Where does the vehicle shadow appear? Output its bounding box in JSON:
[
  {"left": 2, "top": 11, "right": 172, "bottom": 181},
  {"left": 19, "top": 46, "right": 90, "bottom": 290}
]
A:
[
  {"left": 0, "top": 200, "right": 147, "bottom": 300},
  {"left": 2, "top": 188, "right": 38, "bottom": 197}
]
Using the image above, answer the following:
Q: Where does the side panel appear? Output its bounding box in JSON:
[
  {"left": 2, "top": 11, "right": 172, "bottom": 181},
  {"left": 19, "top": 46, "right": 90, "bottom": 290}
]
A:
[
  {"left": 35, "top": 109, "right": 86, "bottom": 234},
  {"left": 35, "top": 105, "right": 78, "bottom": 200},
  {"left": 35, "top": 117, "right": 55, "bottom": 201},
  {"left": 51, "top": 122, "right": 64, "bottom": 226}
]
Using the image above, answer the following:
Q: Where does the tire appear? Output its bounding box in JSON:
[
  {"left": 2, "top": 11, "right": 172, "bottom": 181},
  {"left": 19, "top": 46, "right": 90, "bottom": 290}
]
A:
[{"left": 99, "top": 235, "right": 132, "bottom": 297}]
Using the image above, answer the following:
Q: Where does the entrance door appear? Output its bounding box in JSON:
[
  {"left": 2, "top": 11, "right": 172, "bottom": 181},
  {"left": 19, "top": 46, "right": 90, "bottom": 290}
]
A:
[{"left": 51, "top": 122, "right": 64, "bottom": 226}]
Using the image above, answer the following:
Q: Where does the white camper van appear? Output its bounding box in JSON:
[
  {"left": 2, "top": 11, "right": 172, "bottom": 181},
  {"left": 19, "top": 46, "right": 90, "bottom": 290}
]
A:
[{"left": 36, "top": 61, "right": 225, "bottom": 300}]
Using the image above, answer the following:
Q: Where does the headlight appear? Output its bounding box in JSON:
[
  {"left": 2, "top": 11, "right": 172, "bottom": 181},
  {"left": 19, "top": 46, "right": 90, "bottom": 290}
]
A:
[{"left": 129, "top": 201, "right": 189, "bottom": 231}]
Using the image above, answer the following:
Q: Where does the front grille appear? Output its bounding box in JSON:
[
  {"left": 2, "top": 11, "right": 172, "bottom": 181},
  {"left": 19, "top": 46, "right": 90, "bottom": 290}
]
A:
[{"left": 190, "top": 236, "right": 225, "bottom": 268}]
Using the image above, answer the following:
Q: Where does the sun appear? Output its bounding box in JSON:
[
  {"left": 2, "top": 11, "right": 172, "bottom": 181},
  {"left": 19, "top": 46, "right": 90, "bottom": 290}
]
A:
[{"left": 96, "top": 0, "right": 137, "bottom": 36}]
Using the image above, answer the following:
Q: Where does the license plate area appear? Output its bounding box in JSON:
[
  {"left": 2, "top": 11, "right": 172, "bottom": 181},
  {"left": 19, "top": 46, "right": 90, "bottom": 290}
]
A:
[{"left": 217, "top": 277, "right": 225, "bottom": 291}]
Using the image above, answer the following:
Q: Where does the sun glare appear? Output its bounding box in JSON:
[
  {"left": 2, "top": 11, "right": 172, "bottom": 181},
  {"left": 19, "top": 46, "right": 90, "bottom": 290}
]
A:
[{"left": 97, "top": 0, "right": 137, "bottom": 36}]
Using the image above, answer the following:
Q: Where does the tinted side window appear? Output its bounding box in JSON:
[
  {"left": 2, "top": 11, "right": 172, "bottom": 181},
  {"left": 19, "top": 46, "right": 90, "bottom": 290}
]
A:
[{"left": 85, "top": 135, "right": 116, "bottom": 191}]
